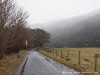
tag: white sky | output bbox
[16,0,100,24]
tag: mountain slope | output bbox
[45,11,100,47]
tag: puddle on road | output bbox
[45,58,51,63]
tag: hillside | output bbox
[44,11,100,47]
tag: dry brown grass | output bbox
[0,50,27,75]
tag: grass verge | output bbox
[0,50,27,75]
[38,48,100,75]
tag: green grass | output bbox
[39,48,100,75]
[0,50,27,75]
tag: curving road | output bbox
[13,50,80,75]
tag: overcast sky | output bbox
[16,0,100,25]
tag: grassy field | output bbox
[39,48,100,75]
[0,50,27,75]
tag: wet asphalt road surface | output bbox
[13,50,80,75]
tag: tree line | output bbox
[0,0,50,58]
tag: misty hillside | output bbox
[44,11,100,47]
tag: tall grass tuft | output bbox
[0,50,27,75]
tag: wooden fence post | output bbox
[53,48,54,55]
[67,50,69,59]
[94,54,97,72]
[61,49,63,58]
[56,49,57,57]
[51,48,53,55]
[78,51,80,65]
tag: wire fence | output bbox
[42,48,100,74]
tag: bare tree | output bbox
[0,0,28,57]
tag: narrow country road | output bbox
[13,49,80,75]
